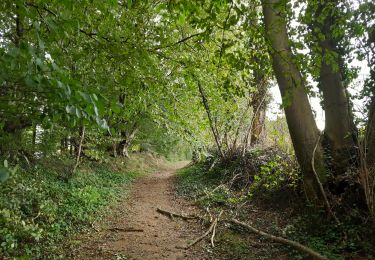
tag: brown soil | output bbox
[69,163,208,259]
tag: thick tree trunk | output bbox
[366,97,375,167]
[122,143,130,158]
[366,26,375,168]
[250,109,266,146]
[312,0,357,173]
[118,140,130,158]
[117,126,138,158]
[250,75,268,146]
[262,0,326,202]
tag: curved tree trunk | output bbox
[262,0,326,203]
[311,0,357,173]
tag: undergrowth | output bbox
[0,157,141,258]
[176,147,375,259]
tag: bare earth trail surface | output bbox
[70,163,207,259]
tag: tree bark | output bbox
[14,3,24,48]
[311,0,357,172]
[118,139,130,158]
[118,125,138,158]
[113,143,118,158]
[366,26,375,168]
[32,124,37,146]
[73,126,85,173]
[250,75,268,146]
[250,109,266,146]
[262,0,326,202]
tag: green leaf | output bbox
[0,167,10,183]
[79,91,91,102]
[66,105,75,114]
[75,107,81,118]
[111,102,122,113]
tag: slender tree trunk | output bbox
[73,126,85,173]
[197,81,225,159]
[14,4,23,48]
[32,124,37,146]
[311,0,357,172]
[113,143,118,158]
[60,139,65,153]
[262,0,326,202]
[69,136,74,156]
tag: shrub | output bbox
[0,161,139,258]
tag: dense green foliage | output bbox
[0,159,140,258]
[0,0,374,258]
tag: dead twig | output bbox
[205,207,213,222]
[157,207,325,259]
[209,158,218,171]
[108,227,144,232]
[185,210,223,249]
[210,211,222,247]
[230,218,326,260]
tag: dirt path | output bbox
[70,164,206,259]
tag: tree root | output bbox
[230,218,326,260]
[156,207,198,221]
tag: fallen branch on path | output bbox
[156,207,325,258]
[230,219,326,260]
[156,207,198,221]
[185,210,223,249]
[108,227,144,232]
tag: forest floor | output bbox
[68,162,208,259]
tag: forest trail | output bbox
[71,162,206,259]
